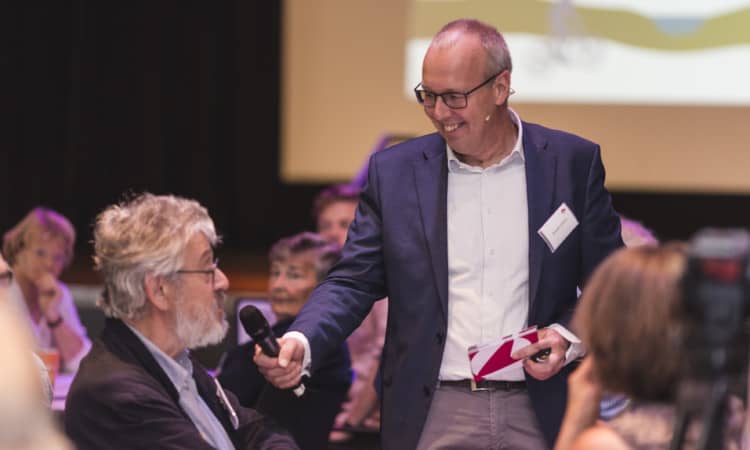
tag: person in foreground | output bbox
[64,193,298,450]
[0,253,72,450]
[256,18,622,450]
[554,244,744,450]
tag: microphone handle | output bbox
[257,337,281,357]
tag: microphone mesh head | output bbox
[239,305,271,339]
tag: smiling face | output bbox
[268,252,319,321]
[421,32,511,165]
[171,233,229,349]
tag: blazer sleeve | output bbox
[580,145,623,288]
[290,152,389,373]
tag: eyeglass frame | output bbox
[413,70,509,109]
[0,269,13,287]
[175,258,219,287]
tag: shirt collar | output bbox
[125,323,193,390]
[447,107,525,172]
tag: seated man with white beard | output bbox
[64,193,297,450]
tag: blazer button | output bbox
[436,332,444,344]
[423,385,432,397]
[383,375,392,387]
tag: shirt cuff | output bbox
[547,323,585,365]
[282,331,312,378]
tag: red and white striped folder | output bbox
[468,326,540,382]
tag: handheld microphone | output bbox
[239,305,305,396]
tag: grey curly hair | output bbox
[93,193,219,321]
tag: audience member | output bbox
[220,232,351,450]
[65,193,298,450]
[598,214,660,420]
[619,215,658,248]
[314,185,387,441]
[554,244,744,450]
[3,207,91,372]
[0,254,72,450]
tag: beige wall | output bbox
[282,0,750,193]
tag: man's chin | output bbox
[187,318,229,350]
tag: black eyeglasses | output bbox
[0,269,13,287]
[175,258,219,287]
[414,71,504,109]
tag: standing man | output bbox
[257,19,622,449]
[65,193,297,450]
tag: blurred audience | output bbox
[220,232,351,450]
[554,244,743,450]
[65,193,297,450]
[314,184,387,441]
[0,253,72,450]
[619,215,659,248]
[3,207,91,372]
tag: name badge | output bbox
[538,202,578,253]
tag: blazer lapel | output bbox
[523,124,557,315]
[413,135,449,319]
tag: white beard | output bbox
[174,291,228,350]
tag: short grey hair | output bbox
[431,18,513,78]
[268,232,341,281]
[93,193,219,321]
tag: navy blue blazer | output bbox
[290,122,623,449]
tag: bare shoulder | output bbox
[571,424,631,450]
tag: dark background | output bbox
[3,1,749,268]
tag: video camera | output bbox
[682,228,750,379]
[671,228,750,450]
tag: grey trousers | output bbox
[416,384,548,450]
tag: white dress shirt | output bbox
[439,108,530,381]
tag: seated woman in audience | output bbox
[2,207,91,372]
[554,244,744,450]
[219,232,351,450]
[314,184,387,440]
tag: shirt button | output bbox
[489,249,495,256]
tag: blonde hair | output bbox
[93,193,219,320]
[2,207,76,268]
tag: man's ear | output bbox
[144,274,170,312]
[494,70,511,106]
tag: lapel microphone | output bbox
[239,305,305,396]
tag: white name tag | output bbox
[537,202,578,253]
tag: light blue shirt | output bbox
[127,324,236,450]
